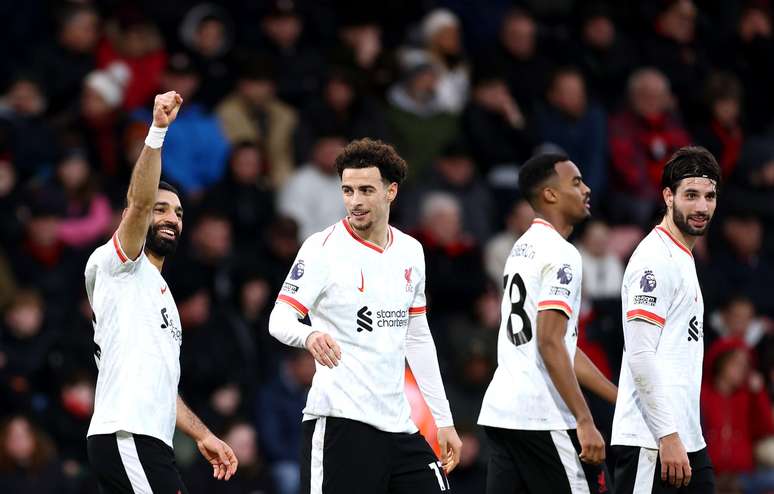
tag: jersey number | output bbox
[503,273,532,346]
[428,461,449,491]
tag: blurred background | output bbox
[1,0,774,493]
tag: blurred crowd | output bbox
[1,0,774,493]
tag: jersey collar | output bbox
[531,218,557,231]
[342,218,393,254]
[655,226,693,257]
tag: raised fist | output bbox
[152,91,183,128]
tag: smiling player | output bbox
[612,146,720,493]
[85,91,237,493]
[268,138,462,494]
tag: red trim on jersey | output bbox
[655,226,693,257]
[532,218,556,230]
[322,224,336,246]
[277,295,309,316]
[626,309,666,327]
[537,300,573,316]
[342,218,392,253]
[409,306,427,316]
[112,233,128,263]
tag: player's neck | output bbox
[349,217,390,248]
[145,249,165,271]
[535,212,573,239]
[658,217,696,250]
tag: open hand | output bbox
[197,433,238,481]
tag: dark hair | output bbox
[661,146,721,192]
[335,138,407,185]
[158,180,180,197]
[704,71,742,106]
[0,415,56,474]
[518,153,569,208]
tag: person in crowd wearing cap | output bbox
[421,8,470,114]
[386,49,458,181]
[612,146,720,493]
[216,55,298,188]
[535,66,608,198]
[132,53,230,197]
[84,91,237,492]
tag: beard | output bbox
[673,206,711,237]
[351,219,373,232]
[145,222,179,257]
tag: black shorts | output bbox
[300,417,451,494]
[87,431,188,494]
[613,446,714,494]
[483,426,611,494]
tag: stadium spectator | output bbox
[51,150,112,251]
[252,0,325,108]
[31,4,100,115]
[578,220,624,302]
[608,68,691,225]
[412,192,488,320]
[641,0,709,125]
[387,49,459,180]
[0,76,59,181]
[188,420,276,494]
[493,8,553,118]
[708,295,770,347]
[295,68,389,162]
[421,9,470,114]
[726,134,774,222]
[575,5,638,110]
[256,349,314,494]
[702,338,774,493]
[277,135,346,240]
[44,371,94,466]
[484,199,533,288]
[0,415,66,494]
[535,67,608,197]
[202,142,275,249]
[398,139,494,243]
[461,66,534,173]
[0,159,22,252]
[693,72,745,181]
[216,57,298,187]
[179,4,237,109]
[96,9,167,111]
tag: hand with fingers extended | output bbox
[197,433,239,481]
[437,426,462,474]
[659,433,691,487]
[576,418,606,465]
[305,331,342,368]
[152,91,183,128]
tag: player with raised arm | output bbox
[84,91,237,493]
[612,147,720,493]
[268,138,462,494]
[478,153,618,494]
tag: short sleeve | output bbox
[409,245,427,317]
[99,233,145,276]
[624,260,674,328]
[276,234,329,317]
[537,252,582,319]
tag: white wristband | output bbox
[144,125,168,149]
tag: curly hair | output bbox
[661,146,721,192]
[335,138,408,186]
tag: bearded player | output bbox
[85,91,237,493]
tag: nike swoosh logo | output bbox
[161,285,167,294]
[358,270,364,292]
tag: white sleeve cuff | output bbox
[268,301,315,349]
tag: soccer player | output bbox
[478,153,618,494]
[84,91,237,493]
[612,146,720,493]
[268,138,462,494]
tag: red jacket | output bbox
[608,110,691,199]
[701,339,774,473]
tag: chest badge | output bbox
[161,285,167,295]
[405,267,413,292]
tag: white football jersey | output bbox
[276,219,428,433]
[85,234,181,447]
[478,219,583,430]
[612,227,706,452]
